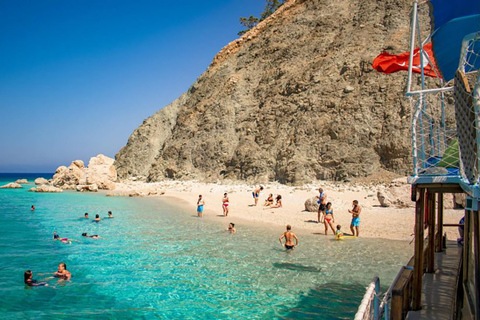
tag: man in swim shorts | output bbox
[349,200,362,237]
[279,225,299,250]
[197,195,205,217]
[252,186,264,206]
[317,188,327,223]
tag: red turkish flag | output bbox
[372,43,439,78]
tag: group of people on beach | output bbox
[316,188,362,237]
[25,208,114,287]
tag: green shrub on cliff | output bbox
[238,0,285,35]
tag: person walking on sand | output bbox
[197,195,205,217]
[349,200,362,237]
[279,225,299,250]
[222,193,229,216]
[317,188,327,223]
[324,202,336,235]
[252,186,264,206]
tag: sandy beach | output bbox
[111,178,465,241]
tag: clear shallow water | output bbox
[0,174,413,319]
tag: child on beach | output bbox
[252,186,264,206]
[197,195,205,217]
[222,193,229,216]
[324,202,335,235]
[335,225,343,239]
[348,200,362,237]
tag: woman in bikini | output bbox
[222,193,229,216]
[324,202,336,235]
[264,194,274,206]
[265,195,282,209]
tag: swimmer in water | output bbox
[227,223,236,234]
[24,270,47,287]
[53,263,71,280]
[84,212,89,219]
[81,233,102,239]
[108,211,113,218]
[94,214,101,222]
[279,225,299,250]
[31,205,35,211]
[53,232,79,244]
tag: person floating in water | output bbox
[24,270,47,287]
[227,223,236,234]
[53,263,71,280]
[82,233,102,239]
[94,214,101,222]
[252,186,264,206]
[264,194,274,206]
[31,205,35,211]
[53,232,79,244]
[316,188,327,223]
[84,212,89,219]
[222,193,229,217]
[108,211,113,218]
[279,225,299,250]
[324,202,336,235]
[348,200,362,237]
[197,195,205,217]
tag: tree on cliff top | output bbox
[238,0,285,35]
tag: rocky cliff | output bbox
[115,0,416,184]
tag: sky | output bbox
[0,0,265,173]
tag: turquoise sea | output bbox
[0,173,412,319]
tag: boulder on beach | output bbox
[85,154,117,190]
[29,185,63,193]
[304,197,319,212]
[76,184,99,192]
[34,177,49,185]
[52,161,86,188]
[15,179,28,184]
[377,191,392,207]
[0,182,23,189]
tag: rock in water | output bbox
[0,182,22,189]
[304,197,319,212]
[15,179,28,184]
[34,178,49,185]
[29,185,63,193]
[115,0,427,184]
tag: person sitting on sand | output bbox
[108,211,113,218]
[94,214,101,222]
[279,225,299,250]
[348,200,362,237]
[265,195,282,209]
[316,188,327,223]
[227,223,236,234]
[252,186,264,206]
[84,213,89,219]
[197,195,205,217]
[324,202,336,235]
[31,205,35,211]
[53,263,71,280]
[24,270,47,287]
[82,233,102,239]
[222,193,229,217]
[264,194,274,206]
[335,225,344,239]
[53,232,79,244]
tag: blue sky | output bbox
[0,0,264,172]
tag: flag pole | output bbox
[406,0,418,95]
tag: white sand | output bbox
[114,179,465,241]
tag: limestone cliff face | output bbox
[116,0,415,184]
